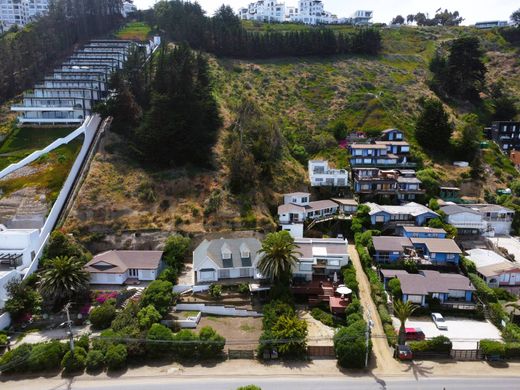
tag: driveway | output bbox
[396,317,501,349]
[348,244,401,373]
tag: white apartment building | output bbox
[0,0,49,28]
[441,204,515,237]
[239,0,338,24]
[308,160,349,187]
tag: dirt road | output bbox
[347,244,402,374]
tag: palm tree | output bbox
[394,300,418,345]
[39,256,89,306]
[257,231,300,283]
[506,302,520,322]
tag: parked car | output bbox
[404,327,425,341]
[395,344,413,360]
[431,312,448,330]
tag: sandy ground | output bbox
[197,315,262,350]
[298,309,335,346]
[396,317,501,349]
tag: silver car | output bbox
[431,312,448,330]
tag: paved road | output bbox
[15,376,520,390]
[348,244,401,374]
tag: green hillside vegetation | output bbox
[116,22,152,41]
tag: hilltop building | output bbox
[308,160,349,187]
[490,121,520,154]
[0,0,49,29]
[238,1,372,25]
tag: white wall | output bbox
[175,303,262,317]
[138,269,156,281]
[281,223,304,238]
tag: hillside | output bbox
[63,26,520,247]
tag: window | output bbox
[129,269,138,277]
[299,263,312,272]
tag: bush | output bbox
[138,305,162,330]
[409,336,452,354]
[158,267,178,284]
[198,326,226,359]
[469,273,497,303]
[505,342,520,359]
[384,324,397,346]
[346,312,363,326]
[480,339,505,357]
[172,329,199,359]
[61,347,87,374]
[27,341,64,372]
[493,288,517,302]
[378,304,392,325]
[90,303,116,330]
[345,298,362,318]
[342,266,359,295]
[0,333,8,348]
[334,320,370,368]
[163,234,191,271]
[85,350,105,371]
[147,323,174,355]
[140,280,174,316]
[461,256,477,275]
[237,386,262,390]
[238,283,250,295]
[387,278,402,300]
[489,302,508,328]
[209,284,222,299]
[76,335,90,352]
[105,344,127,370]
[0,343,33,373]
[311,307,334,327]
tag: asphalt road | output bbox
[40,376,520,390]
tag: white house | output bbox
[308,160,349,187]
[278,192,339,238]
[238,0,338,24]
[85,250,163,285]
[293,238,349,281]
[0,228,40,309]
[0,0,49,29]
[193,238,263,283]
[441,204,514,236]
[466,248,520,293]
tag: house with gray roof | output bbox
[466,248,520,293]
[193,238,263,283]
[441,203,515,236]
[380,269,475,307]
[293,238,349,282]
[85,250,164,285]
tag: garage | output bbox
[199,268,216,282]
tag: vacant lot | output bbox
[0,126,75,170]
[198,315,262,351]
[397,317,501,350]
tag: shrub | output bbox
[163,235,191,271]
[111,301,139,331]
[378,304,392,325]
[505,342,520,359]
[269,315,308,357]
[384,324,397,346]
[76,335,90,352]
[105,344,128,370]
[90,303,116,330]
[158,267,178,284]
[387,278,402,300]
[198,326,226,359]
[469,273,497,303]
[262,300,294,329]
[27,341,64,372]
[480,339,505,357]
[237,386,262,390]
[460,256,477,275]
[147,323,174,355]
[0,333,8,348]
[345,298,362,318]
[489,302,508,328]
[85,350,105,371]
[342,266,359,295]
[172,329,199,359]
[238,283,250,294]
[209,284,222,299]
[409,336,452,353]
[61,347,87,374]
[492,288,517,302]
[334,320,369,368]
[346,312,363,326]
[0,343,33,373]
[140,280,174,316]
[138,305,162,330]
[311,307,334,327]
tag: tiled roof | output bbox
[409,238,462,254]
[372,236,413,252]
[85,250,163,274]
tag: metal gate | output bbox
[451,349,481,361]
[307,346,335,358]
[228,349,255,359]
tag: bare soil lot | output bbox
[198,315,262,350]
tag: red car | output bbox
[404,327,425,341]
[396,345,413,361]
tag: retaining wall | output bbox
[175,303,262,317]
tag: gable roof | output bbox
[410,238,462,254]
[466,248,520,277]
[194,238,262,269]
[294,238,348,259]
[402,226,446,234]
[85,250,163,274]
[331,198,358,206]
[366,202,438,217]
[440,205,480,216]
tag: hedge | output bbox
[105,344,127,370]
[409,336,452,354]
[61,347,87,374]
[469,273,497,303]
[480,339,505,357]
[505,342,520,359]
[86,350,105,371]
[311,307,334,327]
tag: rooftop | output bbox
[295,238,348,259]
[331,198,358,206]
[409,238,462,254]
[366,202,437,217]
[194,238,262,269]
[372,236,413,252]
[85,250,163,274]
[381,270,475,295]
[402,226,446,234]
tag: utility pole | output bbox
[365,309,374,368]
[64,302,74,354]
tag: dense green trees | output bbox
[409,10,463,26]
[0,0,123,103]
[430,37,486,101]
[415,98,453,152]
[42,230,91,265]
[334,320,369,368]
[90,303,117,330]
[4,278,42,322]
[140,280,174,316]
[511,8,520,26]
[151,1,382,59]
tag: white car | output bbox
[431,312,448,330]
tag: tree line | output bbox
[391,9,464,26]
[147,1,382,58]
[0,0,123,104]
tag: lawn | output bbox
[0,136,83,203]
[0,127,76,171]
[116,22,152,41]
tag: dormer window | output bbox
[240,243,251,259]
[221,243,232,260]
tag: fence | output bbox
[228,349,255,359]
[307,345,335,358]
[173,285,209,294]
[174,303,262,317]
[451,349,481,361]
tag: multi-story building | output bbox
[0,0,49,28]
[490,121,520,153]
[238,0,339,24]
[352,168,424,202]
[308,160,349,187]
[365,202,438,229]
[475,20,509,29]
[350,10,373,25]
[12,38,160,125]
